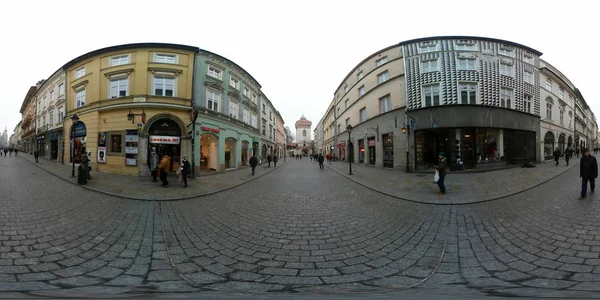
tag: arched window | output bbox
[303,130,307,137]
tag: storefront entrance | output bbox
[241,141,249,166]
[200,134,218,171]
[368,138,376,165]
[415,130,450,170]
[51,139,58,160]
[70,121,87,164]
[358,139,365,163]
[224,137,237,169]
[544,131,554,160]
[382,134,393,168]
[148,119,182,172]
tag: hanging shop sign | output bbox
[125,130,138,166]
[201,126,220,133]
[71,122,87,138]
[149,135,181,145]
[368,139,376,147]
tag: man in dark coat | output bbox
[267,154,272,168]
[272,155,278,168]
[249,155,258,176]
[580,148,598,199]
[181,157,191,188]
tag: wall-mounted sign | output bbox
[97,146,106,163]
[201,126,220,133]
[98,132,107,147]
[71,122,87,137]
[149,135,181,145]
[368,139,376,147]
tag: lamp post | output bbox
[70,114,79,178]
[347,124,353,175]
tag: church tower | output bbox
[1,127,7,148]
[295,114,312,154]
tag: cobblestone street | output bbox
[1,155,600,299]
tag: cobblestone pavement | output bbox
[2,155,600,299]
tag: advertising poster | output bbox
[97,147,106,163]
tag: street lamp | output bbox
[70,114,79,178]
[347,124,353,175]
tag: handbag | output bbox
[434,170,440,183]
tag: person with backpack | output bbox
[318,154,325,169]
[249,155,258,176]
[181,156,190,188]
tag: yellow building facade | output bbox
[62,43,199,176]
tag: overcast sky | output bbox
[1,0,598,140]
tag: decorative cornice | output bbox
[148,67,182,75]
[204,81,223,92]
[105,68,135,78]
[72,80,89,90]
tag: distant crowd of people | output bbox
[0,148,18,157]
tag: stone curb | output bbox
[20,155,287,201]
[327,162,580,205]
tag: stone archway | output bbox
[224,137,237,169]
[142,113,186,138]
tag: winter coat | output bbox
[150,152,159,170]
[267,155,272,162]
[437,158,449,176]
[273,155,278,162]
[181,159,191,175]
[318,155,324,163]
[249,156,258,167]
[580,155,598,179]
[159,155,171,172]
[554,150,560,159]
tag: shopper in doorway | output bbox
[249,155,258,176]
[181,156,190,188]
[159,154,171,187]
[553,148,560,166]
[580,148,598,199]
[267,154,272,168]
[434,152,448,195]
[150,148,159,182]
[273,155,278,168]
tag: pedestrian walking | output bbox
[34,150,39,163]
[3,148,7,157]
[565,146,572,166]
[434,152,448,195]
[158,154,171,187]
[580,148,598,199]
[181,156,190,188]
[150,148,159,182]
[86,152,92,180]
[14,148,18,157]
[249,155,258,175]
[318,154,324,169]
[273,155,278,168]
[576,147,580,158]
[267,154,272,168]
[554,148,560,166]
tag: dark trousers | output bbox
[555,157,559,166]
[151,169,158,182]
[437,173,447,194]
[274,161,277,168]
[268,161,271,167]
[182,172,188,187]
[581,177,596,198]
[319,162,324,169]
[160,170,169,186]
[34,156,38,163]
[251,165,256,175]
[566,156,570,166]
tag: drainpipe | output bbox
[190,51,198,178]
[402,45,410,173]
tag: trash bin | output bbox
[77,165,88,185]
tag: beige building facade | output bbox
[34,68,66,162]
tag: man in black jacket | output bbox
[580,148,598,199]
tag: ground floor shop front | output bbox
[36,129,64,163]
[414,128,536,171]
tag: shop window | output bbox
[109,133,123,155]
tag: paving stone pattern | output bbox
[1,154,599,298]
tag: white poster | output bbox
[97,147,106,163]
[149,135,181,145]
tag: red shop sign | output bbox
[201,126,220,133]
[149,135,180,145]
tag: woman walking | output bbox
[435,152,448,195]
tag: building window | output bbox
[378,71,389,84]
[545,79,552,92]
[43,96,47,107]
[207,90,220,111]
[110,134,122,153]
[50,90,54,102]
[558,88,564,99]
[357,71,363,80]
[455,44,475,51]
[155,54,176,64]
[523,70,534,85]
[251,93,257,103]
[338,124,341,134]
[423,84,440,107]
[58,109,64,123]
[110,55,130,66]
[345,99,349,109]
[252,114,257,127]
[457,58,476,70]
[269,111,272,121]
[269,125,273,139]
[153,77,174,96]
[207,66,222,80]
[376,56,388,66]
[58,83,65,96]
[498,45,514,57]
[345,118,350,127]
[229,101,238,119]
[421,59,438,73]
[243,87,249,97]
[262,103,266,114]
[459,83,477,104]
[546,102,552,120]
[230,77,238,89]
[262,120,266,135]
[524,94,532,113]
[243,108,249,123]
[49,111,54,126]
[75,67,86,79]
[358,85,365,97]
[75,89,86,108]
[560,109,564,125]
[500,62,513,77]
[379,95,391,114]
[523,53,534,64]
[109,77,129,98]
[419,41,438,53]
[359,108,367,122]
[500,87,513,109]
[344,85,348,93]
